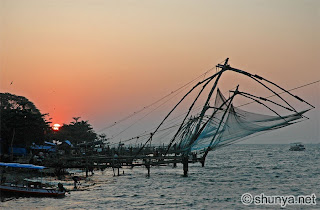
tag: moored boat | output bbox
[0,162,66,197]
[0,183,65,197]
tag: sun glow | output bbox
[52,123,61,131]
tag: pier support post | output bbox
[200,159,205,167]
[173,153,177,168]
[145,160,150,177]
[146,165,150,177]
[182,156,188,177]
[200,156,206,167]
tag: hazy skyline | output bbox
[0,0,319,144]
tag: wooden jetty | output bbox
[43,146,199,177]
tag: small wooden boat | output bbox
[0,162,66,197]
[0,183,65,197]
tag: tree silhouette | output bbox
[0,93,50,154]
[54,117,97,145]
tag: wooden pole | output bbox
[10,128,15,161]
[85,143,89,177]
[173,153,177,168]
[202,86,239,161]
[147,164,150,177]
[145,159,150,177]
[200,157,205,167]
[182,156,188,177]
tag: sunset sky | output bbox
[0,0,319,144]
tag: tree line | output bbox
[0,92,100,155]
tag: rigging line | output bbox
[108,135,148,146]
[237,80,320,108]
[188,60,230,151]
[237,91,295,112]
[211,109,294,143]
[212,118,309,150]
[108,81,195,140]
[176,90,238,155]
[109,67,222,137]
[199,87,239,158]
[255,75,315,109]
[211,130,273,151]
[124,106,206,144]
[154,127,179,142]
[108,77,318,146]
[115,90,233,145]
[118,79,317,146]
[218,58,228,65]
[133,71,223,158]
[250,77,298,113]
[187,59,230,150]
[238,93,289,123]
[160,79,318,128]
[108,69,226,141]
[165,77,215,155]
[223,64,315,112]
[223,65,299,114]
[112,123,183,144]
[98,66,216,132]
[182,79,317,123]
[112,111,180,143]
[223,86,238,95]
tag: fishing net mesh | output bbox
[177,89,306,153]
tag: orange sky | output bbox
[0,0,319,143]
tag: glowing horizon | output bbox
[0,0,319,143]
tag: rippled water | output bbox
[1,144,319,209]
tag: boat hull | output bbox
[0,185,65,197]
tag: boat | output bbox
[0,162,66,197]
[289,142,306,151]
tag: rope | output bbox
[107,79,319,145]
[238,80,319,108]
[98,66,215,132]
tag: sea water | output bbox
[1,144,319,209]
